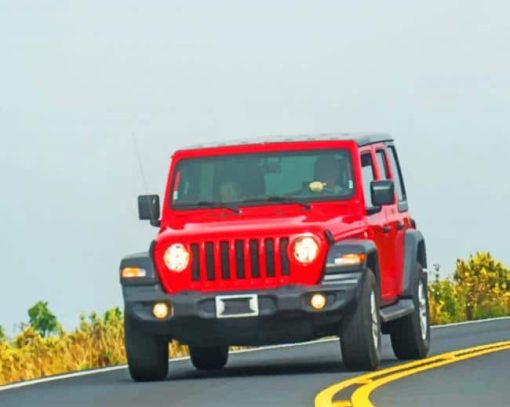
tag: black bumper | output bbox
[122,276,363,347]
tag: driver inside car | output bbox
[312,155,345,194]
[219,181,241,202]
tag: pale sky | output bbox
[1,0,509,332]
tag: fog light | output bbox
[310,293,327,311]
[152,302,170,319]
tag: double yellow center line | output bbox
[315,341,510,407]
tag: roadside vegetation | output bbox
[0,306,190,385]
[0,252,508,386]
[428,252,510,324]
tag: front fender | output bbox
[119,249,160,286]
[322,239,380,282]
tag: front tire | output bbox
[190,346,229,370]
[340,269,382,371]
[390,264,431,360]
[124,316,169,381]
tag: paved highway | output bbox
[0,318,508,406]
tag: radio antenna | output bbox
[132,133,149,193]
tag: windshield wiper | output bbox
[195,201,240,214]
[242,196,311,211]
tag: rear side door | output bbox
[379,144,411,297]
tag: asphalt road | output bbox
[0,318,508,407]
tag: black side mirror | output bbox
[138,195,161,227]
[371,180,395,207]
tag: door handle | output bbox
[383,225,392,234]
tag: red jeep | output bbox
[120,133,430,381]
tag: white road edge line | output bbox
[1,316,509,392]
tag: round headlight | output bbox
[293,236,320,264]
[163,243,190,272]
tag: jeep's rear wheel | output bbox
[124,316,169,381]
[189,346,229,370]
[340,269,381,371]
[390,263,431,360]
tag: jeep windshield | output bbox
[170,149,355,210]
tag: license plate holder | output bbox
[215,294,259,319]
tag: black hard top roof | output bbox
[182,133,393,150]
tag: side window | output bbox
[375,150,389,179]
[360,153,376,208]
[387,146,407,202]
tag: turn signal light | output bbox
[152,302,171,320]
[120,267,147,279]
[310,293,327,311]
[334,253,366,267]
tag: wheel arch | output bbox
[366,250,381,287]
[401,230,428,298]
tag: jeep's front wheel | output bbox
[340,269,381,371]
[189,346,229,370]
[390,264,430,359]
[124,316,169,381]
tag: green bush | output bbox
[429,252,510,324]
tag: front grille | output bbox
[249,239,260,278]
[235,240,245,279]
[190,237,290,282]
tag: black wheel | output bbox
[124,316,169,381]
[189,346,229,370]
[340,269,381,371]
[390,263,431,360]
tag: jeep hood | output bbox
[158,204,365,242]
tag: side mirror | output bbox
[371,180,395,207]
[138,195,161,227]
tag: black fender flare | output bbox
[401,230,427,298]
[119,241,160,286]
[324,239,381,284]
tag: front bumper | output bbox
[122,274,363,347]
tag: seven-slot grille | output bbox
[190,237,290,282]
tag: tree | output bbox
[28,301,60,337]
[0,324,5,342]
